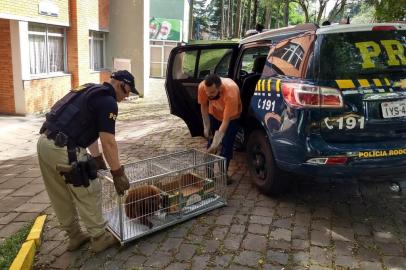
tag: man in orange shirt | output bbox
[198,74,242,184]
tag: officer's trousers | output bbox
[37,135,106,238]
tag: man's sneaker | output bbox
[91,231,118,253]
[67,230,90,251]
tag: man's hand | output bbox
[110,166,130,195]
[207,130,224,154]
[94,154,108,170]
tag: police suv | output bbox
[165,23,406,195]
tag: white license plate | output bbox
[381,100,406,118]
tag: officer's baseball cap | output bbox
[111,70,139,95]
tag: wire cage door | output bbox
[100,149,227,244]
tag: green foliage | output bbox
[207,0,223,37]
[289,2,305,25]
[351,2,376,24]
[193,0,210,39]
[0,223,32,270]
[374,0,406,22]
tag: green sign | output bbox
[150,17,182,41]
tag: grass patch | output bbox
[0,223,32,269]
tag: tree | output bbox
[207,0,223,38]
[241,0,252,35]
[292,0,311,22]
[227,0,233,38]
[351,1,375,23]
[234,0,243,37]
[289,2,306,25]
[372,0,406,22]
[316,0,329,24]
[327,0,347,22]
[252,0,259,27]
[193,0,209,39]
[284,0,290,26]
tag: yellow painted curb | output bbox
[9,215,47,270]
[9,240,36,270]
[26,215,47,246]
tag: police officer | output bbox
[37,70,138,253]
[198,74,242,184]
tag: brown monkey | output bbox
[124,185,166,229]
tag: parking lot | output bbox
[0,79,405,270]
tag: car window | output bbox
[318,30,406,80]
[198,48,233,79]
[215,51,232,77]
[173,48,233,79]
[172,51,197,79]
[266,34,315,78]
[238,47,270,77]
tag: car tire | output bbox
[246,129,290,195]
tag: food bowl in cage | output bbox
[99,149,227,244]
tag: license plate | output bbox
[381,100,406,118]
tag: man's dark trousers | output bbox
[207,115,240,170]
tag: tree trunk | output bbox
[276,0,281,27]
[246,0,252,30]
[301,3,309,22]
[284,0,289,26]
[228,0,233,38]
[328,0,347,22]
[316,0,328,24]
[252,0,258,28]
[189,0,194,40]
[235,0,242,37]
[264,3,271,29]
[220,0,224,39]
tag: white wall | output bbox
[183,0,190,42]
[107,0,149,97]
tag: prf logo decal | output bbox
[355,39,406,69]
[109,113,117,121]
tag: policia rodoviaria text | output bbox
[37,70,138,253]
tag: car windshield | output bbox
[318,30,406,80]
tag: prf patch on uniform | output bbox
[358,148,406,158]
[109,113,117,121]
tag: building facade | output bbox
[0,0,149,115]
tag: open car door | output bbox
[165,43,238,136]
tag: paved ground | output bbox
[1,79,406,270]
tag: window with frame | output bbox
[29,24,66,75]
[89,31,105,70]
[239,47,270,75]
[273,42,304,69]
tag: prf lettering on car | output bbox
[355,40,406,68]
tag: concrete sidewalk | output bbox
[1,79,405,270]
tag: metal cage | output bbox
[99,149,227,244]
